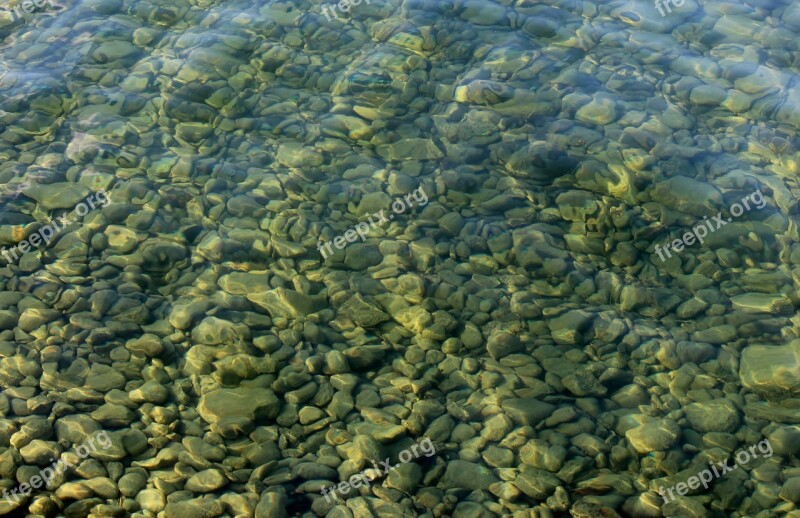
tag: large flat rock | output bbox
[246,288,325,318]
[198,387,280,424]
[740,340,800,397]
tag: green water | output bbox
[1,0,800,516]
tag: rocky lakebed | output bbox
[1,0,800,517]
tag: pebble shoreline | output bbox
[0,0,800,517]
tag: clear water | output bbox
[1,0,799,516]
